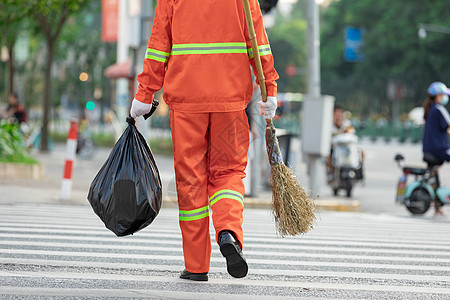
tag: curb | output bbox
[0,162,44,179]
[314,199,362,212]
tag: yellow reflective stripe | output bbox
[259,44,272,56]
[248,44,272,59]
[173,42,246,48]
[179,206,209,221]
[209,189,244,207]
[145,48,170,63]
[171,42,248,55]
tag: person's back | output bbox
[131,0,279,281]
[423,102,450,156]
[136,0,277,112]
[422,82,450,162]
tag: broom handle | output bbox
[242,0,273,126]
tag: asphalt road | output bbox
[1,204,449,299]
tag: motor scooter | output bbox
[395,152,450,214]
[329,130,364,197]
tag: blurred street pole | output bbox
[303,0,334,196]
[115,0,130,133]
[115,0,153,138]
[306,0,322,195]
[306,0,321,98]
[129,0,153,139]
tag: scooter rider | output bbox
[422,82,450,216]
[332,104,352,137]
[326,104,353,182]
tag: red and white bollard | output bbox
[61,120,78,201]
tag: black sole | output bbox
[180,273,208,281]
[220,242,248,278]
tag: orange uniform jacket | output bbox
[135,0,279,112]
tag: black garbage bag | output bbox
[87,109,162,236]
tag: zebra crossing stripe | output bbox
[0,287,298,300]
[1,271,450,296]
[1,258,450,283]
[1,240,448,265]
[2,230,450,256]
[1,205,450,299]
[2,248,450,273]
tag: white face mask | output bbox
[441,95,449,106]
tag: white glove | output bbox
[258,96,277,120]
[130,99,152,118]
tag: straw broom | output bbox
[242,0,316,237]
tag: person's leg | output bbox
[208,110,249,247]
[432,166,444,215]
[171,110,211,274]
[433,149,450,216]
[208,110,249,278]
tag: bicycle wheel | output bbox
[405,187,432,215]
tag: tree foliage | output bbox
[0,2,26,94]
[55,4,116,117]
[268,17,307,92]
[320,0,450,117]
[3,0,90,151]
[268,0,450,118]
[267,2,308,93]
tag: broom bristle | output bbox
[271,164,316,237]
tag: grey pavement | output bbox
[1,138,450,217]
[1,204,450,299]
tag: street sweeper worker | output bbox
[130,0,279,281]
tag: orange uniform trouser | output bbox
[170,110,249,273]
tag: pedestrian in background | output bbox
[130,0,279,281]
[4,92,27,124]
[422,82,450,217]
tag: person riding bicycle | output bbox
[422,81,450,216]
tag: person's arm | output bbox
[247,0,279,98]
[134,0,173,104]
[436,105,450,133]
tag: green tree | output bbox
[5,0,90,152]
[0,3,26,96]
[54,2,115,123]
[320,0,450,117]
[268,16,308,93]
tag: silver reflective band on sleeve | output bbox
[248,44,272,59]
[145,48,170,63]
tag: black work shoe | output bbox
[219,231,248,278]
[179,269,208,281]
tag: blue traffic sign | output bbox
[344,26,364,62]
